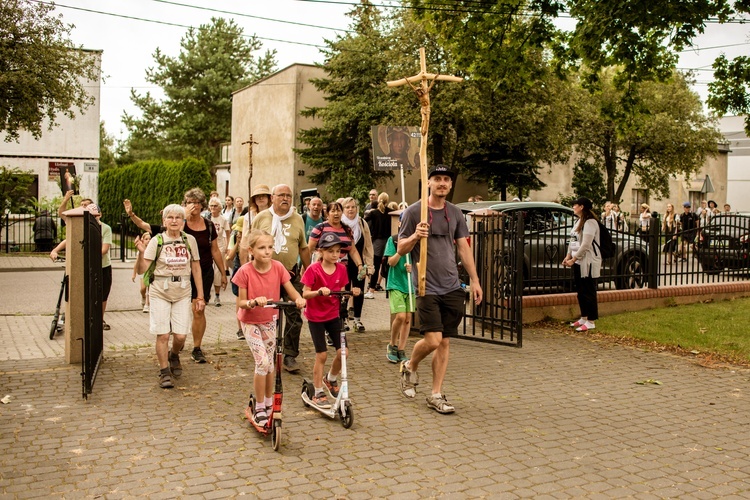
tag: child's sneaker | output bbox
[386,344,399,363]
[312,392,331,409]
[323,376,339,397]
[399,361,418,398]
[325,333,333,346]
[215,294,221,307]
[353,320,365,332]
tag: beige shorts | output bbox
[149,284,192,335]
[213,263,223,287]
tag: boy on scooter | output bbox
[301,232,361,408]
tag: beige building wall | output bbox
[231,64,329,205]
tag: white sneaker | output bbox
[142,304,149,313]
[364,291,375,299]
[576,321,595,332]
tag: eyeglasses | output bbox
[182,200,198,206]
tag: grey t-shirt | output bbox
[398,200,468,295]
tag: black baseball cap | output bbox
[318,232,344,249]
[428,164,456,181]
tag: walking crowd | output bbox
[49,171,484,420]
[46,176,740,420]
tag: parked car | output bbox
[694,213,750,274]
[456,200,649,293]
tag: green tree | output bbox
[99,122,117,172]
[402,1,579,192]
[122,17,276,165]
[570,158,607,207]
[463,144,547,201]
[708,54,750,134]
[575,69,722,202]
[565,0,734,88]
[0,0,99,142]
[296,1,394,201]
[565,0,749,132]
[0,166,35,213]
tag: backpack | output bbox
[142,232,193,286]
[595,222,616,259]
[200,216,215,245]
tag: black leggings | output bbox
[368,254,383,290]
[344,259,365,317]
[573,264,598,321]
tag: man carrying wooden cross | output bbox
[396,164,483,414]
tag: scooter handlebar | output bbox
[264,300,298,308]
[328,290,352,297]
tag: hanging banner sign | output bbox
[371,126,420,171]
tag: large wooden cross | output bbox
[387,47,462,296]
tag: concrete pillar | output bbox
[62,207,87,364]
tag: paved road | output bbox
[1,257,750,497]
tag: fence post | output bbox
[647,213,660,289]
[4,212,8,254]
[514,211,524,346]
[119,213,127,262]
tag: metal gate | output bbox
[81,211,103,399]
[460,211,524,347]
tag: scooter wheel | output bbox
[49,318,58,340]
[272,420,282,451]
[301,380,313,407]
[341,400,354,429]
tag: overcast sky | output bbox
[48,0,750,141]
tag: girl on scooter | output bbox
[301,232,361,408]
[233,230,305,426]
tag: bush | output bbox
[98,158,214,229]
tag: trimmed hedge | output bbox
[98,158,214,230]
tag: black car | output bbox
[695,213,750,274]
[457,201,649,293]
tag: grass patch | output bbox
[539,297,750,368]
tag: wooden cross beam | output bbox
[386,47,462,296]
[242,133,258,200]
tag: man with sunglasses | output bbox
[396,165,483,414]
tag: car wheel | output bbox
[615,252,647,289]
[700,255,723,275]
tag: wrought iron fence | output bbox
[2,213,65,253]
[0,212,145,261]
[653,212,750,286]
[460,210,750,297]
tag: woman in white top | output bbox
[601,201,618,230]
[135,204,204,389]
[639,203,651,240]
[563,197,602,332]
